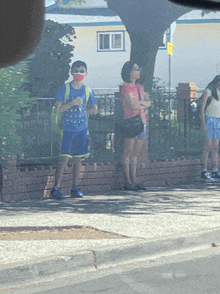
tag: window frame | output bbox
[97,31,125,52]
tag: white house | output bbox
[46,1,220,91]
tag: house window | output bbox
[158,30,168,49]
[97,31,124,51]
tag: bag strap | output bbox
[64,83,90,104]
[55,84,89,122]
[85,86,90,104]
[64,83,70,103]
[53,83,70,123]
[136,84,142,115]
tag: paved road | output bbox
[3,244,220,294]
[2,183,220,291]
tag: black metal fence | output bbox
[16,91,204,166]
[16,94,121,165]
[148,90,204,160]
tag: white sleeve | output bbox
[204,88,212,97]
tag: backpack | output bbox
[51,83,90,135]
[189,94,212,128]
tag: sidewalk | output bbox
[1,181,220,287]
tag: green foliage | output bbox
[149,78,174,122]
[149,78,203,160]
[55,0,86,6]
[25,20,74,97]
[201,10,216,17]
[0,67,34,166]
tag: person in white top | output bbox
[200,75,220,180]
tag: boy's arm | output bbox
[86,104,98,115]
[56,97,83,114]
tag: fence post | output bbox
[176,83,198,124]
[176,83,198,144]
[114,90,123,163]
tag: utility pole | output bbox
[167,27,173,121]
[167,27,173,93]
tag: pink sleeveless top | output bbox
[121,83,146,124]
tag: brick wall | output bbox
[0,84,206,202]
[1,155,202,202]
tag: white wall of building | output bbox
[47,9,220,90]
[154,21,220,90]
[63,24,130,89]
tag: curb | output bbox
[1,227,220,287]
[0,250,94,287]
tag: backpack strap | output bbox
[64,83,90,104]
[64,83,70,103]
[85,86,90,104]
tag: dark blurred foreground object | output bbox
[169,0,220,10]
[0,0,45,68]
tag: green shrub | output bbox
[0,67,34,166]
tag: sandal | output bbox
[124,183,139,191]
[135,183,147,190]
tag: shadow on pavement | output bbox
[1,182,220,217]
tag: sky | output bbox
[45,0,56,7]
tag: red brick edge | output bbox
[0,155,203,202]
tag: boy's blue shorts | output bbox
[61,129,90,158]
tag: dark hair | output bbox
[71,60,87,72]
[206,75,220,100]
[121,61,136,83]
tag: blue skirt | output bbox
[205,116,220,139]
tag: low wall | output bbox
[1,155,202,202]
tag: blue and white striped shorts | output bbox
[205,116,220,139]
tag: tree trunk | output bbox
[128,30,164,91]
[107,0,192,90]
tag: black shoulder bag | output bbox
[117,85,144,138]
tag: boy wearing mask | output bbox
[50,60,98,199]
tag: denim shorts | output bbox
[61,128,90,158]
[205,116,220,139]
[134,123,147,139]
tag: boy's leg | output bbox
[70,128,89,198]
[54,155,70,187]
[50,155,70,199]
[70,156,83,198]
[72,157,82,188]
[54,130,75,187]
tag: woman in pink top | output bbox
[121,61,151,190]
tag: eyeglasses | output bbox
[73,69,86,74]
[132,67,141,72]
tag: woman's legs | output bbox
[130,139,144,184]
[201,138,213,170]
[211,138,219,170]
[122,138,135,185]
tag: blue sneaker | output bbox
[71,186,83,198]
[212,171,220,179]
[50,187,63,200]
